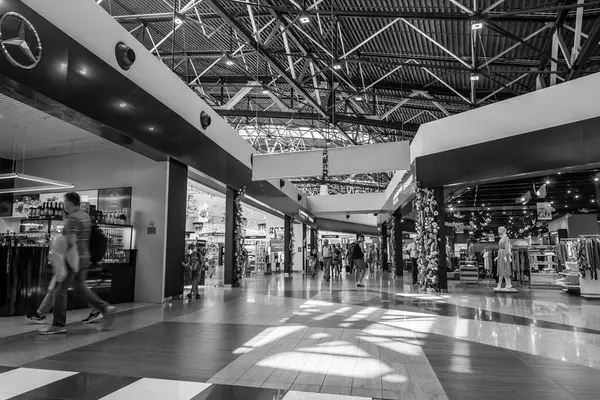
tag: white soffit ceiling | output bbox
[0,93,117,160]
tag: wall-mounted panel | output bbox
[328,142,410,176]
[252,150,323,180]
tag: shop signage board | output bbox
[322,235,339,238]
[537,202,553,220]
[98,187,132,211]
[245,235,266,239]
[298,210,315,224]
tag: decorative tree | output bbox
[289,217,295,269]
[415,187,440,291]
[390,218,396,276]
[232,186,246,287]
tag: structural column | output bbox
[381,222,389,272]
[163,159,188,299]
[284,215,292,274]
[434,187,448,290]
[224,187,236,285]
[394,211,404,277]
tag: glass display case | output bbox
[17,218,134,265]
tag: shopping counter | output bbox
[0,245,136,317]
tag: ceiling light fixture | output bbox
[332,61,343,70]
[545,180,550,185]
[568,190,572,194]
[471,21,483,30]
[299,12,310,24]
[225,59,234,66]
[355,95,363,101]
[595,177,599,182]
[149,127,155,131]
[174,12,185,25]
[119,102,127,108]
[262,89,269,95]
[0,173,74,195]
[575,195,580,199]
[470,73,480,81]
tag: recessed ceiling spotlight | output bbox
[355,95,363,101]
[149,127,155,131]
[262,89,269,95]
[575,195,580,199]
[558,172,562,175]
[119,102,127,108]
[457,200,462,203]
[595,177,599,182]
[225,59,234,66]
[568,190,572,194]
[333,61,343,70]
[545,180,550,185]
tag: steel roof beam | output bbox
[204,0,356,145]
[567,13,600,80]
[217,110,420,132]
[113,10,600,24]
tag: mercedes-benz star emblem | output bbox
[0,12,42,70]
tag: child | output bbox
[25,234,79,323]
[182,244,201,299]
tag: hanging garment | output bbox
[483,251,491,271]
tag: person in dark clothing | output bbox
[352,235,367,287]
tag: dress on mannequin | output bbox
[497,236,512,277]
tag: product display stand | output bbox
[580,278,600,299]
[459,260,479,284]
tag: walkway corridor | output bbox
[0,272,599,400]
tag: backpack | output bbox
[90,224,108,264]
[322,245,332,258]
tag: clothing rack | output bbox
[576,235,600,299]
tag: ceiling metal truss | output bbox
[99,0,600,195]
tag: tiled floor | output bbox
[0,270,599,399]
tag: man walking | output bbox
[40,192,115,335]
[321,239,333,282]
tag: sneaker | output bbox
[82,311,103,324]
[195,294,201,299]
[101,306,117,329]
[25,312,46,324]
[39,325,67,335]
[356,283,365,287]
[187,293,193,299]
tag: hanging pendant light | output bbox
[0,173,74,194]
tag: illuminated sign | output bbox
[299,210,315,224]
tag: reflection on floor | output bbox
[0,270,599,400]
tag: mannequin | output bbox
[494,226,516,292]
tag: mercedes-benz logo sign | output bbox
[0,12,42,70]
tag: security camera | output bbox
[346,214,350,219]
[115,42,136,71]
[200,111,211,130]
